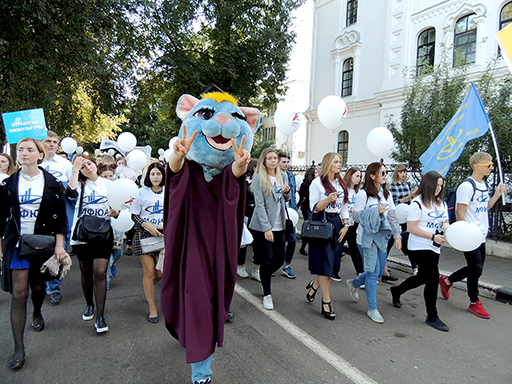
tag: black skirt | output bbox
[307,212,343,276]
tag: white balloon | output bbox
[158,148,165,156]
[295,175,304,188]
[126,149,147,172]
[287,208,299,227]
[111,210,134,232]
[317,95,347,130]
[395,203,409,224]
[164,149,172,162]
[75,146,84,155]
[445,221,483,252]
[60,137,77,154]
[107,149,115,156]
[274,104,302,136]
[94,149,101,155]
[169,136,179,150]
[107,178,139,211]
[159,155,164,161]
[117,132,137,152]
[295,191,300,204]
[366,127,394,158]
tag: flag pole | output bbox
[488,121,504,194]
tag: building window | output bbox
[346,0,358,26]
[416,28,435,75]
[499,2,512,55]
[260,126,276,142]
[337,130,349,165]
[453,14,477,66]
[341,58,353,97]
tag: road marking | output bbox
[235,284,377,384]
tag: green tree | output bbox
[0,0,152,143]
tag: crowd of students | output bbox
[0,135,505,375]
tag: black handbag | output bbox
[72,185,113,243]
[301,210,333,241]
[284,206,294,234]
[19,234,56,260]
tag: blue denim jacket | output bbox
[359,206,392,272]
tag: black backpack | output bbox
[446,178,487,224]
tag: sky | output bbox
[287,0,314,82]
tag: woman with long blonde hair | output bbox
[249,148,290,310]
[305,152,349,320]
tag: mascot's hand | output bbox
[232,136,250,178]
[174,124,198,159]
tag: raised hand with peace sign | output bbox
[231,135,251,178]
[169,124,198,173]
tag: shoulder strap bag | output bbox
[300,208,333,241]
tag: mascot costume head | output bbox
[176,92,260,181]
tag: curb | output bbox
[387,256,512,303]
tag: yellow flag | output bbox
[497,23,512,74]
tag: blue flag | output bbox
[419,83,490,176]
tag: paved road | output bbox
[1,245,511,383]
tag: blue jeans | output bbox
[352,245,387,310]
[191,354,213,383]
[285,230,296,265]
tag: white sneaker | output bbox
[251,269,261,282]
[263,295,274,310]
[367,309,384,323]
[237,266,249,278]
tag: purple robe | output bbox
[161,159,245,363]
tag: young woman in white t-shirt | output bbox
[390,171,450,331]
[129,162,165,323]
[306,152,349,321]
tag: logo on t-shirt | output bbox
[475,191,489,203]
[273,182,283,203]
[144,200,164,215]
[427,206,447,220]
[19,188,42,218]
[84,191,108,206]
[43,165,63,179]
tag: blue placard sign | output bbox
[2,108,48,144]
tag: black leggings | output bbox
[251,230,285,296]
[448,243,486,302]
[393,249,440,318]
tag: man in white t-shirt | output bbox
[41,131,74,305]
[439,152,506,319]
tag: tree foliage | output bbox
[387,59,512,182]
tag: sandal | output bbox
[321,300,336,320]
[306,280,318,302]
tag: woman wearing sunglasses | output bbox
[346,162,401,323]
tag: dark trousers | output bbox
[448,243,486,302]
[394,249,440,318]
[238,246,247,266]
[334,224,364,275]
[252,230,286,296]
[285,230,296,265]
[299,205,312,252]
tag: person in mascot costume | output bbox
[161,92,260,384]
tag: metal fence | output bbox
[290,163,512,241]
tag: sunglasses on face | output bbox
[476,163,494,168]
[381,171,387,176]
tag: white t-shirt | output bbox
[18,171,45,235]
[407,197,448,254]
[456,178,489,239]
[70,177,113,245]
[129,186,165,227]
[270,176,284,231]
[354,189,396,244]
[309,177,349,218]
[41,155,72,183]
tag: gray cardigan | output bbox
[249,172,290,232]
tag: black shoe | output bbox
[390,286,401,308]
[299,249,308,255]
[50,292,62,306]
[381,274,398,283]
[330,274,342,282]
[126,247,133,256]
[148,314,159,324]
[82,305,95,321]
[426,316,449,332]
[31,314,45,332]
[226,312,235,322]
[306,280,318,302]
[95,317,109,333]
[9,353,25,370]
[321,300,336,321]
[194,379,211,384]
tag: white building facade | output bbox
[306,0,511,166]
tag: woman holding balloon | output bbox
[389,171,450,331]
[129,162,165,323]
[305,152,349,321]
[346,162,401,324]
[68,155,117,334]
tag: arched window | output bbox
[453,14,477,66]
[346,0,358,26]
[499,2,512,55]
[416,28,435,75]
[341,58,353,97]
[337,130,349,165]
